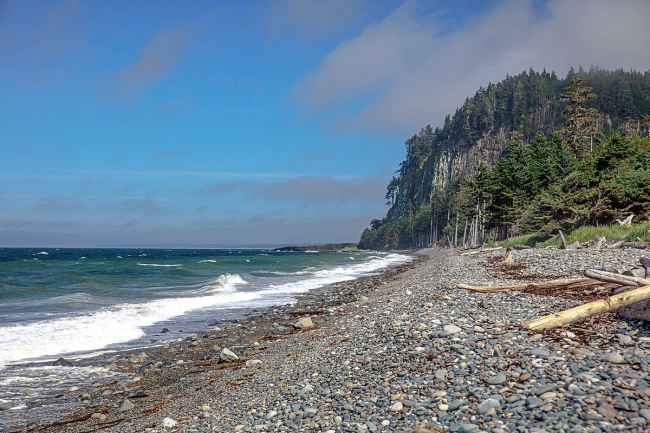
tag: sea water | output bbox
[0,247,410,429]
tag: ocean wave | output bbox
[198,259,218,263]
[251,270,314,277]
[0,274,254,367]
[255,253,411,297]
[137,263,183,268]
[198,274,247,293]
[0,255,410,368]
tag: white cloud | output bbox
[296,0,650,133]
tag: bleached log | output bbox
[559,230,568,250]
[584,269,650,287]
[502,248,514,265]
[459,247,503,256]
[457,277,596,293]
[522,285,650,331]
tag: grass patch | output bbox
[541,222,650,247]
[496,222,649,248]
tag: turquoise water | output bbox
[0,247,410,427]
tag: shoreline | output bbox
[7,253,422,433]
[10,247,650,433]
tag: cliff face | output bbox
[361,68,650,250]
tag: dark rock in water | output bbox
[207,320,219,327]
[53,357,73,367]
[161,327,170,333]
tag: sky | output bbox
[2,0,649,247]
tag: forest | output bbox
[359,68,650,250]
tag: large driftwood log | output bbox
[459,247,503,256]
[584,269,650,287]
[522,284,650,331]
[457,277,597,293]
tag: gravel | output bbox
[28,247,650,433]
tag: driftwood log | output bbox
[459,247,503,256]
[457,277,599,293]
[584,269,650,287]
[522,285,650,331]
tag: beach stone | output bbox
[617,334,634,346]
[605,352,625,364]
[485,372,506,385]
[245,359,262,368]
[443,324,462,335]
[220,347,239,362]
[478,398,500,416]
[527,397,542,409]
[119,398,135,412]
[272,323,291,334]
[390,401,404,412]
[358,295,369,304]
[450,423,479,433]
[293,317,315,330]
[91,413,107,421]
[448,399,468,411]
[162,417,177,429]
[640,409,650,421]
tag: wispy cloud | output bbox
[267,0,370,39]
[296,0,650,133]
[112,24,197,98]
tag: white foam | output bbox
[199,274,248,293]
[137,263,183,267]
[198,259,218,263]
[0,274,250,367]
[0,254,411,367]
[258,253,411,296]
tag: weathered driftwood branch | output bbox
[457,277,596,293]
[584,269,650,287]
[558,230,568,249]
[459,246,503,256]
[522,285,650,331]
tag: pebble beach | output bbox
[12,247,650,433]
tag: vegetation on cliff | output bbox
[359,68,650,250]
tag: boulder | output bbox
[220,347,239,362]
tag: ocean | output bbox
[0,247,410,428]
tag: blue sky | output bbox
[2,0,648,247]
